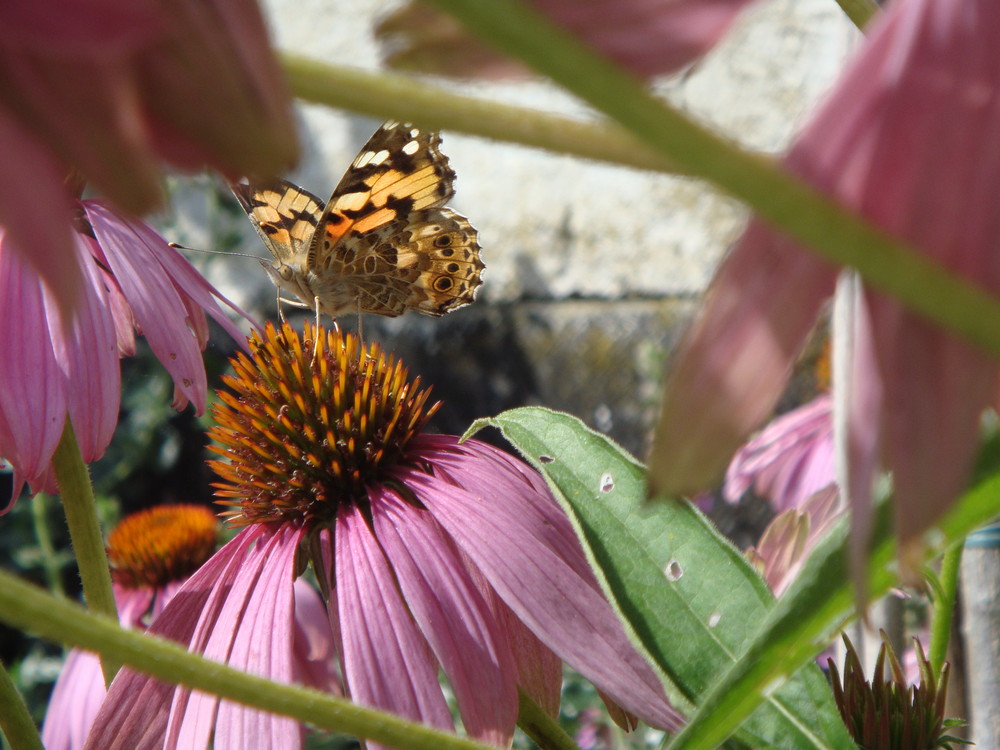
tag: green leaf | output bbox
[468,407,855,749]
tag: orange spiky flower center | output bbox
[208,322,439,527]
[106,504,218,589]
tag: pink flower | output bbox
[724,394,835,512]
[43,505,335,750]
[85,323,682,750]
[0,0,296,306]
[0,201,251,507]
[378,0,754,79]
[650,0,1000,566]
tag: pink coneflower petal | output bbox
[189,524,301,750]
[400,440,683,732]
[371,489,518,746]
[0,235,68,497]
[335,506,454,745]
[84,200,252,414]
[45,235,120,466]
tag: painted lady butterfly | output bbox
[233,121,483,318]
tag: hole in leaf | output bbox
[539,455,555,464]
[665,560,683,582]
[599,473,614,493]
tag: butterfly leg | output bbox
[356,299,365,353]
[276,286,287,324]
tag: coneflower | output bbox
[85,321,680,750]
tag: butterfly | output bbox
[232,121,484,319]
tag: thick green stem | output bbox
[281,55,682,176]
[0,658,44,750]
[928,543,963,679]
[516,689,580,750]
[409,0,1000,360]
[0,570,493,750]
[51,419,120,686]
[31,493,65,598]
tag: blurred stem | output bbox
[516,689,580,750]
[928,543,963,678]
[834,0,879,28]
[413,0,1000,359]
[0,660,43,750]
[0,571,495,750]
[31,493,64,598]
[52,419,120,686]
[281,55,682,175]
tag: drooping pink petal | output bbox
[84,200,250,414]
[0,233,72,501]
[648,227,838,497]
[379,0,755,79]
[41,649,108,750]
[290,578,341,694]
[44,233,120,465]
[398,444,683,731]
[371,488,518,746]
[451,537,564,717]
[334,504,453,747]
[195,524,302,750]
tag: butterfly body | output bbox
[234,121,483,319]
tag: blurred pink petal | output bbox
[0,0,295,217]
[378,0,755,79]
[0,108,79,306]
[724,394,835,512]
[650,0,1000,566]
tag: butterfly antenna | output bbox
[167,241,261,260]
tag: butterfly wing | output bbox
[307,122,457,270]
[231,179,325,266]
[316,208,483,317]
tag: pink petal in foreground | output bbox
[335,505,453,748]
[401,464,683,731]
[371,489,518,746]
[0,108,79,308]
[648,226,837,497]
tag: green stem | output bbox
[833,0,879,29]
[281,55,682,176]
[31,493,65,598]
[51,419,120,686]
[0,571,494,750]
[516,689,580,750]
[928,543,963,679]
[414,0,1000,360]
[0,659,43,750]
